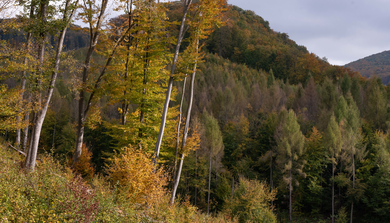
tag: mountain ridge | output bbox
[345,50,390,84]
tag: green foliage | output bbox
[298,127,329,215]
[364,77,387,130]
[224,177,277,223]
[0,143,236,222]
[276,109,306,191]
[202,111,224,158]
[336,206,348,223]
[0,85,25,131]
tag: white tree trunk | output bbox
[154,0,192,165]
[25,0,76,171]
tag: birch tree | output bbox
[170,0,226,204]
[23,0,79,171]
[154,0,226,164]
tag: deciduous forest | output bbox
[1,0,390,222]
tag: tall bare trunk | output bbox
[173,76,187,184]
[16,6,34,148]
[195,149,197,206]
[350,151,355,223]
[207,153,212,215]
[231,176,234,201]
[25,0,47,171]
[22,110,30,152]
[270,150,273,206]
[25,0,77,172]
[289,157,292,222]
[154,0,192,165]
[170,53,198,204]
[170,152,185,204]
[332,161,335,223]
[74,0,132,163]
[74,0,109,164]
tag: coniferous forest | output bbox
[1,0,390,222]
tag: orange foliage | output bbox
[106,147,168,206]
[72,144,95,180]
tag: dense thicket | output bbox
[2,2,390,222]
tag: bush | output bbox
[0,143,236,222]
[224,177,277,223]
[106,146,168,207]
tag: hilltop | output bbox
[345,50,390,84]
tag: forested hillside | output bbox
[345,50,390,85]
[2,0,390,222]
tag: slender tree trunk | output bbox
[170,53,198,204]
[74,0,110,164]
[121,1,134,125]
[289,158,292,222]
[25,0,47,171]
[208,153,212,215]
[231,176,234,201]
[195,149,197,206]
[154,0,192,165]
[170,152,185,204]
[270,151,273,206]
[22,110,30,152]
[16,6,34,148]
[25,0,76,172]
[74,0,132,163]
[339,161,342,209]
[350,201,354,223]
[173,76,187,184]
[332,161,335,223]
[351,151,355,223]
[52,116,56,149]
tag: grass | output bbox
[0,141,235,222]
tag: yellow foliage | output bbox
[72,144,95,180]
[106,147,168,206]
[0,85,26,131]
[224,177,277,223]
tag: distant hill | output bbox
[345,50,390,85]
[1,4,360,84]
[198,5,360,84]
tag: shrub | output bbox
[72,143,95,179]
[224,177,277,223]
[106,147,168,207]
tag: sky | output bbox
[228,0,390,66]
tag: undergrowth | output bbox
[0,142,235,222]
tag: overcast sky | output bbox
[227,0,390,65]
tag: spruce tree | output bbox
[202,111,224,214]
[275,109,306,221]
[340,93,365,223]
[324,115,342,223]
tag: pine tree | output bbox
[339,93,365,223]
[324,115,342,223]
[202,111,224,214]
[275,109,306,221]
[364,77,387,130]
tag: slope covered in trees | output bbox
[2,1,390,222]
[202,5,360,84]
[345,50,390,85]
